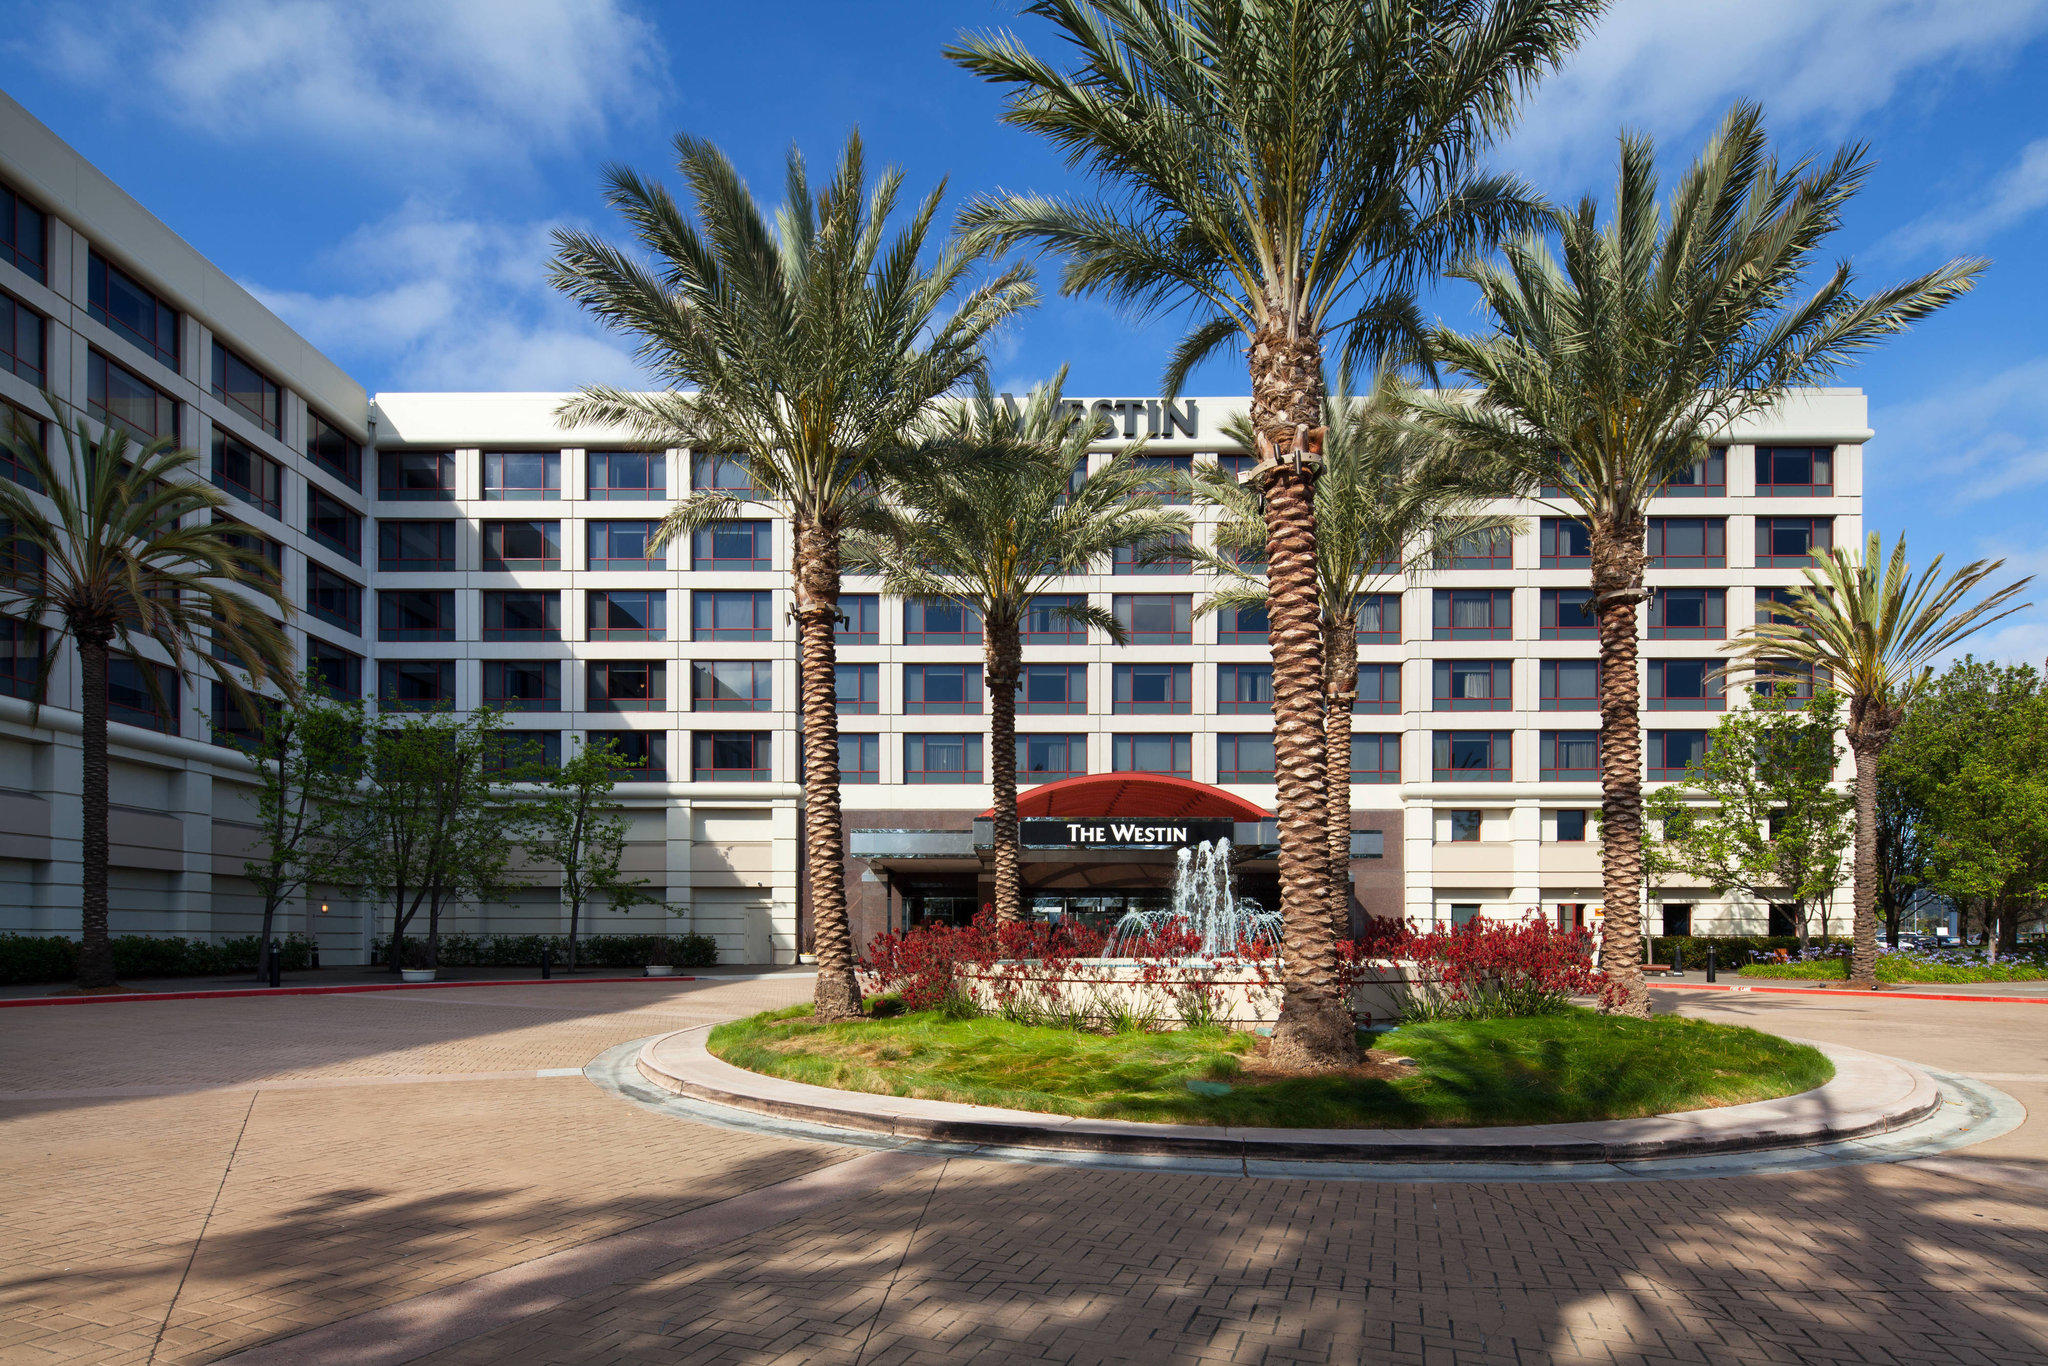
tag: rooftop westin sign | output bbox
[1020,818,1236,850]
[998,395,1200,440]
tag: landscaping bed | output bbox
[1740,950,2048,984]
[706,1005,1832,1129]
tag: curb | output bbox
[1650,980,2048,1006]
[0,975,698,1009]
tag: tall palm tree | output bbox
[847,374,1189,925]
[950,0,1597,1067]
[0,405,295,989]
[1727,534,2028,990]
[1196,373,1517,938]
[1419,103,1984,1014]
[547,132,1035,1020]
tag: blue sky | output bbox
[4,0,2047,662]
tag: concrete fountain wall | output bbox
[957,959,1436,1029]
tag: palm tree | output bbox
[950,0,1597,1067]
[1196,373,1517,938]
[547,132,1035,1020]
[1726,534,2028,990]
[1419,103,1985,1014]
[0,404,295,989]
[847,374,1190,926]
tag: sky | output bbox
[3,0,2047,663]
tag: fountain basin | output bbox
[955,958,1435,1029]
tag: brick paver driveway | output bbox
[2,974,2043,1365]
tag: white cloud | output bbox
[1873,354,2048,508]
[1882,137,2048,257]
[33,0,663,167]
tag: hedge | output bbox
[1647,935,1850,969]
[370,932,719,970]
[1740,951,2048,983]
[0,933,320,985]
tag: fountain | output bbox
[1102,839,1280,960]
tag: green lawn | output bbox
[706,1005,1832,1128]
[1740,952,2048,983]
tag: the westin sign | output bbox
[1020,818,1235,850]
[998,395,1200,440]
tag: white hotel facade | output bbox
[0,93,1864,965]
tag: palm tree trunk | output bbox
[1323,615,1358,943]
[75,636,116,989]
[1848,731,1882,990]
[986,625,1023,925]
[1249,316,1356,1069]
[1590,520,1650,1017]
[794,514,862,1019]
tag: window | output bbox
[1757,516,1832,567]
[905,662,982,713]
[1648,516,1726,568]
[307,412,362,490]
[1540,589,1596,640]
[1113,593,1191,643]
[1451,904,1481,928]
[692,660,773,712]
[483,590,560,641]
[1112,534,1193,574]
[1433,731,1510,781]
[213,514,282,574]
[0,617,43,701]
[591,449,666,500]
[1540,518,1590,568]
[1650,730,1708,780]
[1113,732,1191,778]
[1113,662,1191,714]
[209,429,283,518]
[905,733,981,784]
[1217,733,1275,783]
[1658,448,1726,497]
[482,520,560,571]
[1019,733,1086,781]
[378,589,455,642]
[835,662,879,714]
[1768,903,1799,937]
[1753,659,1826,701]
[1022,594,1087,644]
[1433,588,1511,640]
[1542,731,1597,780]
[1019,664,1086,714]
[379,451,454,501]
[592,730,664,779]
[1648,658,1724,711]
[1446,810,1483,842]
[0,291,45,385]
[88,252,180,368]
[1,399,45,490]
[306,564,361,634]
[485,730,560,777]
[88,350,178,441]
[1662,903,1694,938]
[482,451,560,500]
[692,520,771,570]
[1447,529,1513,570]
[1649,587,1725,640]
[1217,604,1268,643]
[693,731,770,780]
[483,661,561,712]
[586,588,664,642]
[904,597,981,644]
[1556,809,1589,841]
[1132,453,1192,503]
[1756,587,1811,631]
[306,488,360,562]
[1755,446,1832,496]
[1432,659,1512,711]
[588,661,666,712]
[1357,593,1401,645]
[378,521,454,573]
[377,660,454,712]
[1350,733,1399,783]
[211,343,281,437]
[308,641,362,697]
[1355,662,1400,714]
[109,657,179,732]
[837,594,879,643]
[210,681,269,751]
[1,182,47,281]
[838,732,879,784]
[690,451,757,493]
[1218,663,1272,714]
[1539,658,1599,710]
[589,521,662,571]
[693,590,771,640]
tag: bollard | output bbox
[1671,943,1682,977]
[541,946,553,981]
[268,939,283,988]
[310,942,320,971]
[1706,946,1717,983]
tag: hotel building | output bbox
[0,92,1865,964]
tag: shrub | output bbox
[1354,916,1612,1021]
[0,933,319,984]
[1648,935,1850,969]
[370,932,719,970]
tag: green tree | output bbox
[548,133,1034,1020]
[525,738,654,972]
[846,373,1188,924]
[1728,536,2030,987]
[950,0,1596,1067]
[1420,105,1983,1014]
[1644,688,1854,954]
[0,404,294,989]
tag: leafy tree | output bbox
[1729,535,2030,987]
[0,404,294,989]
[1421,105,1983,1014]
[951,0,1596,1067]
[1644,688,1854,953]
[524,738,654,971]
[547,133,1034,1020]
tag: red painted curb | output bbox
[0,975,698,1008]
[1649,980,2048,1006]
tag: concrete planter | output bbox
[644,965,676,978]
[399,968,436,983]
[944,959,1436,1029]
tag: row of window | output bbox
[1538,516,1833,568]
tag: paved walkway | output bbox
[2,974,2044,1364]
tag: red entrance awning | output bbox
[985,773,1272,823]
